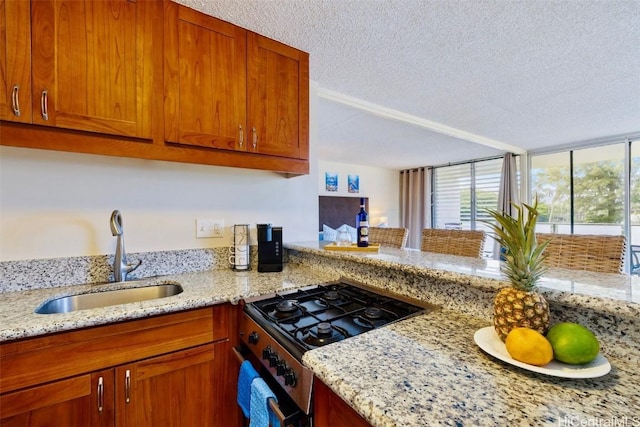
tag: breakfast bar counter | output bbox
[286,242,640,426]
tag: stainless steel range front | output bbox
[238,278,438,425]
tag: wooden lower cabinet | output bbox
[1,370,114,427]
[117,342,233,426]
[313,379,371,427]
[0,306,241,427]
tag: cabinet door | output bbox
[164,1,247,151]
[30,0,155,138]
[0,0,32,123]
[247,32,309,159]
[117,342,237,427]
[0,370,114,427]
[313,379,371,427]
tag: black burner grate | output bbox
[246,281,427,355]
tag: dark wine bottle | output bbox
[356,198,369,247]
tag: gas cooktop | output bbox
[244,279,437,360]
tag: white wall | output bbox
[317,161,400,227]
[0,84,321,262]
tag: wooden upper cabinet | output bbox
[247,32,309,160]
[29,0,155,138]
[164,1,247,151]
[0,0,32,123]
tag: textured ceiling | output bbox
[178,0,640,170]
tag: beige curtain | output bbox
[493,153,519,258]
[400,167,430,249]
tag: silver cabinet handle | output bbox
[239,125,244,147]
[125,369,131,403]
[252,127,257,148]
[97,376,104,413]
[11,85,20,117]
[40,90,48,120]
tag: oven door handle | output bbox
[232,346,288,426]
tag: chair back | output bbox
[536,233,626,274]
[368,227,409,249]
[420,229,486,258]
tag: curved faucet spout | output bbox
[110,210,123,236]
[110,210,141,282]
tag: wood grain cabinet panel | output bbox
[164,1,247,152]
[313,379,371,427]
[0,0,32,123]
[164,1,309,161]
[0,370,114,427]
[0,0,309,174]
[30,0,155,138]
[0,306,241,427]
[116,342,234,427]
[247,32,309,160]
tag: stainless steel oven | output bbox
[237,278,438,426]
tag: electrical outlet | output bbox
[196,219,225,238]
[211,219,224,238]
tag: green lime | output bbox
[546,322,600,365]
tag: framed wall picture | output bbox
[325,172,338,192]
[347,175,359,193]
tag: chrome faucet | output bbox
[110,210,141,282]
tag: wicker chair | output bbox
[536,233,626,274]
[368,227,409,249]
[420,229,486,258]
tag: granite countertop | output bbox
[2,245,639,425]
[303,310,640,427]
[0,265,339,342]
[285,241,640,314]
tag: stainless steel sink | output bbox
[35,283,183,314]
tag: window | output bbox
[531,144,624,235]
[629,140,640,273]
[530,140,639,273]
[432,157,507,257]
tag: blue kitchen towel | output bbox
[237,360,260,418]
[249,377,281,427]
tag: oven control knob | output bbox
[276,360,287,376]
[269,353,279,368]
[284,369,297,387]
[248,332,259,345]
[262,346,272,360]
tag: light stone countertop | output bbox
[286,242,640,426]
[285,241,640,314]
[0,265,339,342]
[2,245,639,426]
[303,310,640,427]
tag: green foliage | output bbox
[482,198,549,290]
[532,159,627,224]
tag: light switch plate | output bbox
[196,219,224,238]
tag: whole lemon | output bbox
[505,327,554,366]
[546,322,600,365]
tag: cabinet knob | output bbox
[239,125,244,147]
[252,127,257,148]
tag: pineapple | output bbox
[484,198,551,342]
